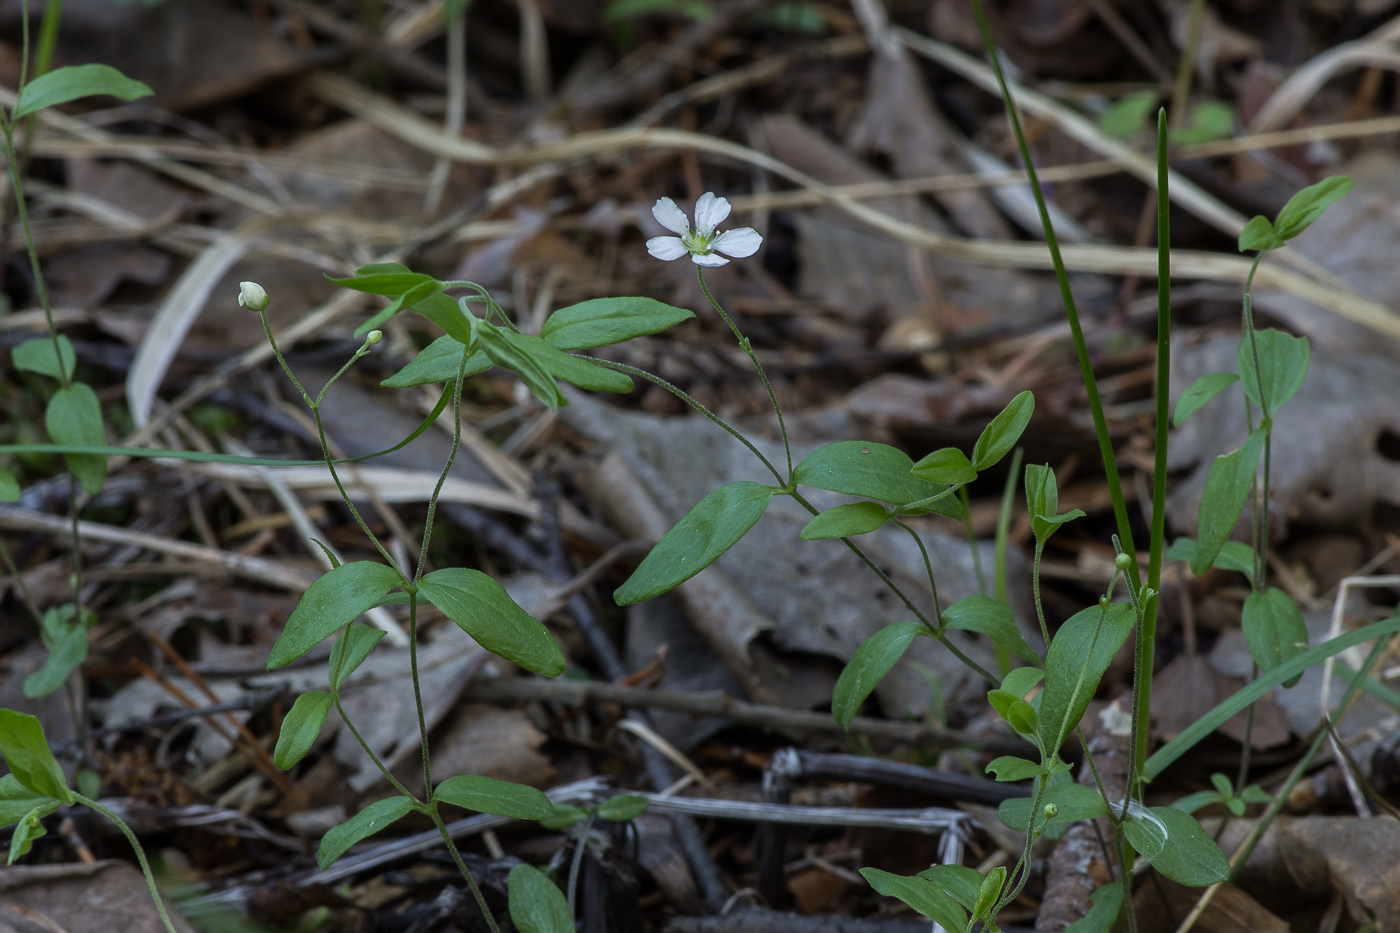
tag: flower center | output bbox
[683,229,714,254]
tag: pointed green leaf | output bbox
[22,608,87,699]
[971,390,1034,470]
[475,324,565,409]
[800,501,890,540]
[1166,537,1254,584]
[832,621,926,729]
[1098,90,1156,138]
[13,64,153,119]
[434,774,555,819]
[597,794,650,821]
[1191,427,1265,576]
[1025,464,1083,543]
[317,795,416,868]
[8,804,55,865]
[792,441,960,518]
[0,710,72,802]
[1147,615,1400,778]
[267,562,403,669]
[328,265,436,297]
[508,864,574,933]
[405,291,477,346]
[45,383,106,494]
[11,336,75,382]
[1237,329,1308,418]
[1065,883,1123,933]
[1242,587,1309,686]
[986,756,1044,782]
[1172,372,1238,426]
[1141,806,1229,886]
[1122,801,1168,859]
[502,331,632,393]
[615,482,774,605]
[973,866,1006,921]
[0,776,51,828]
[1169,790,1222,815]
[1171,100,1234,145]
[910,447,976,485]
[328,623,387,691]
[382,336,492,388]
[1274,176,1353,241]
[915,864,984,911]
[538,803,588,830]
[274,690,334,769]
[1001,666,1045,699]
[541,296,695,350]
[941,594,1040,664]
[1037,602,1136,756]
[1237,215,1280,252]
[419,568,565,676]
[861,868,967,931]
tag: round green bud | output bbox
[1043,803,1058,819]
[1099,595,1109,609]
[1114,552,1132,571]
[238,281,269,312]
[366,330,383,346]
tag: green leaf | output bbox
[541,296,695,350]
[328,265,436,297]
[267,562,403,669]
[328,623,387,691]
[1146,615,1400,778]
[1001,666,1045,699]
[915,864,984,911]
[381,336,492,388]
[13,64,153,119]
[1173,372,1239,426]
[0,468,16,503]
[46,383,106,494]
[1210,773,1233,797]
[1274,176,1353,241]
[475,324,565,409]
[971,390,1034,470]
[22,607,88,699]
[1037,602,1136,756]
[615,482,774,605]
[800,501,890,540]
[0,776,51,828]
[508,864,574,933]
[597,794,650,821]
[8,804,56,865]
[1241,587,1309,686]
[1169,790,1222,815]
[998,778,1108,831]
[538,803,588,830]
[419,568,565,677]
[1237,329,1308,418]
[792,441,960,519]
[1141,806,1229,886]
[860,868,967,931]
[502,331,633,393]
[973,866,1005,921]
[274,690,334,769]
[1098,90,1157,139]
[1172,100,1234,145]
[986,756,1044,782]
[0,710,72,802]
[1238,215,1281,252]
[1191,427,1265,577]
[434,774,555,819]
[941,594,1040,664]
[1065,883,1123,933]
[1165,537,1255,584]
[1025,464,1084,543]
[1121,802,1168,859]
[910,447,977,485]
[11,336,75,382]
[405,291,477,346]
[317,796,416,869]
[832,621,926,729]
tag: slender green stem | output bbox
[0,535,43,625]
[968,0,1140,594]
[993,448,1023,677]
[74,795,180,933]
[1116,824,1140,933]
[409,594,432,797]
[1236,661,1258,790]
[334,696,419,803]
[959,486,987,596]
[587,357,785,484]
[415,351,470,582]
[893,517,943,621]
[567,811,595,914]
[696,267,792,480]
[1076,726,1114,818]
[1031,543,1050,646]
[255,308,316,408]
[431,808,504,933]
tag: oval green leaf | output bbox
[11,336,75,382]
[1237,329,1308,418]
[1037,601,1136,756]
[615,481,774,605]
[1237,215,1280,253]
[45,383,106,494]
[382,336,492,388]
[0,710,72,802]
[14,64,153,119]
[792,441,959,518]
[434,774,555,819]
[267,562,403,669]
[910,447,977,485]
[274,690,334,769]
[860,868,967,932]
[799,501,890,540]
[502,331,632,393]
[318,795,416,868]
[508,864,574,933]
[1242,587,1309,687]
[1172,372,1238,426]
[941,594,1040,664]
[419,568,565,676]
[328,623,387,691]
[597,793,650,821]
[832,621,926,729]
[541,296,695,351]
[476,325,565,409]
[1191,427,1265,577]
[1141,806,1229,886]
[971,390,1034,471]
[1274,176,1353,241]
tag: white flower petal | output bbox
[693,192,731,233]
[712,227,763,258]
[647,236,689,261]
[651,197,690,236]
[690,251,729,267]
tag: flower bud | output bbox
[1099,595,1109,609]
[365,330,383,346]
[238,281,269,312]
[1043,803,1058,819]
[1115,552,1132,571]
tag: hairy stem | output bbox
[75,796,180,933]
[334,696,419,803]
[431,809,504,933]
[410,594,432,798]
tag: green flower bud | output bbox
[366,330,383,346]
[238,281,269,312]
[1099,595,1109,609]
[1043,803,1058,819]
[1114,552,1132,571]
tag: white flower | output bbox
[238,281,269,312]
[646,192,763,267]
